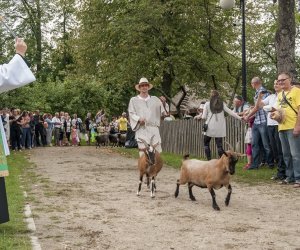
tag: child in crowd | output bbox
[244,114,255,170]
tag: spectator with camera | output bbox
[273,73,300,187]
[255,80,286,180]
[202,90,242,160]
[244,76,274,170]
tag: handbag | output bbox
[270,109,285,124]
[244,127,252,144]
[202,114,214,132]
[202,123,208,132]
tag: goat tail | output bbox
[183,154,190,160]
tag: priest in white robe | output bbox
[128,77,166,156]
[0,38,36,224]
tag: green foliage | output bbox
[0,1,300,114]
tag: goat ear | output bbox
[183,154,189,160]
[138,138,149,148]
[150,135,155,146]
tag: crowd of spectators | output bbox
[0,109,131,150]
[234,75,300,188]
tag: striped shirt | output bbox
[253,86,269,125]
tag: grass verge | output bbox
[0,152,31,250]
[112,147,277,185]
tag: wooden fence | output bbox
[160,117,246,158]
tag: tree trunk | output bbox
[275,0,296,77]
[36,0,42,75]
[161,71,173,98]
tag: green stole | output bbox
[0,126,8,177]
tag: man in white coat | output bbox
[0,38,36,224]
[128,77,167,156]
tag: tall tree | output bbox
[275,0,296,77]
[20,0,43,76]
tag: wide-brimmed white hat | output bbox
[135,77,153,91]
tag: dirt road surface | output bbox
[26,147,300,250]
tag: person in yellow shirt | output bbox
[118,112,128,134]
[274,72,300,188]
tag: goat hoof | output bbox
[137,192,140,196]
[190,197,196,201]
[225,200,230,206]
[213,206,220,211]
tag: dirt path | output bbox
[26,147,300,250]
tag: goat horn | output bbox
[149,135,155,146]
[138,138,149,148]
[224,141,234,151]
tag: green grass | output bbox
[112,147,277,185]
[0,152,31,250]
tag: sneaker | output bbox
[293,183,300,188]
[247,167,258,170]
[271,176,279,180]
[243,163,251,170]
[279,179,295,185]
[271,176,285,181]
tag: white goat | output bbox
[175,151,239,210]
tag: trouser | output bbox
[46,128,53,145]
[0,177,9,224]
[54,128,61,145]
[267,125,286,178]
[35,124,46,146]
[279,129,300,182]
[204,135,224,160]
[11,127,21,150]
[22,127,31,148]
[250,123,273,168]
[66,132,71,142]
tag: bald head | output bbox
[250,77,262,89]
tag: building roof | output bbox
[169,86,206,114]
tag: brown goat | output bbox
[175,151,239,210]
[137,137,163,198]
